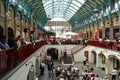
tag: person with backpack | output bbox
[47,60,54,77]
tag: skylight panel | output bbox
[42,0,86,20]
[70,4,79,10]
[69,7,76,12]
[79,0,85,4]
[44,0,52,6]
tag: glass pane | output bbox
[42,0,85,20]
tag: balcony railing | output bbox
[88,40,120,51]
[0,40,46,78]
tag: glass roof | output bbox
[42,0,86,21]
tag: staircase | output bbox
[71,45,85,54]
[70,45,86,63]
[62,54,74,65]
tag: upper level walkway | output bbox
[0,40,120,80]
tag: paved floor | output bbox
[37,60,117,80]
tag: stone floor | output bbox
[37,60,118,80]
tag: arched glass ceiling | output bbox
[42,0,86,20]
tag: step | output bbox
[62,55,74,65]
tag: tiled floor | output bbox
[37,60,117,80]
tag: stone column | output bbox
[96,26,99,38]
[105,58,113,74]
[109,21,113,40]
[102,25,105,39]
[20,20,23,39]
[92,27,95,39]
[5,12,8,40]
[25,23,28,40]
[88,28,90,39]
[28,24,31,38]
[14,17,17,35]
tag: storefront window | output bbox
[113,26,120,40]
[99,29,102,38]
[105,28,109,39]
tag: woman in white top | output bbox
[111,68,117,80]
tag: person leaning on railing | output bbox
[0,35,9,50]
[8,34,18,48]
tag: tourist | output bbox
[8,34,18,48]
[63,46,67,57]
[83,56,87,66]
[111,68,117,80]
[16,36,21,47]
[47,60,54,77]
[52,67,56,80]
[40,61,46,75]
[0,35,9,49]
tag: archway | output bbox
[16,11,21,37]
[47,48,58,60]
[27,69,35,80]
[98,52,106,69]
[84,51,89,58]
[0,26,3,37]
[35,58,40,77]
[8,6,14,33]
[108,55,120,70]
[91,51,97,64]
[8,27,14,37]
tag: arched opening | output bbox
[27,69,35,80]
[22,16,26,39]
[0,26,3,37]
[8,27,14,37]
[47,48,58,60]
[84,51,89,58]
[35,58,40,77]
[98,52,106,71]
[104,16,110,39]
[91,51,97,64]
[84,51,89,64]
[108,55,120,70]
[16,11,21,37]
[8,5,14,34]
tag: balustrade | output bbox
[0,41,46,78]
[88,40,120,51]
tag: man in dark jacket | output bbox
[8,34,18,48]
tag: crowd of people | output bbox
[0,34,37,50]
[39,52,120,80]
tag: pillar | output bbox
[105,58,113,74]
[96,26,99,38]
[28,24,31,38]
[25,23,28,40]
[5,12,8,39]
[92,27,95,39]
[14,17,17,35]
[109,21,113,40]
[102,25,105,39]
[20,20,23,39]
[88,28,90,39]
